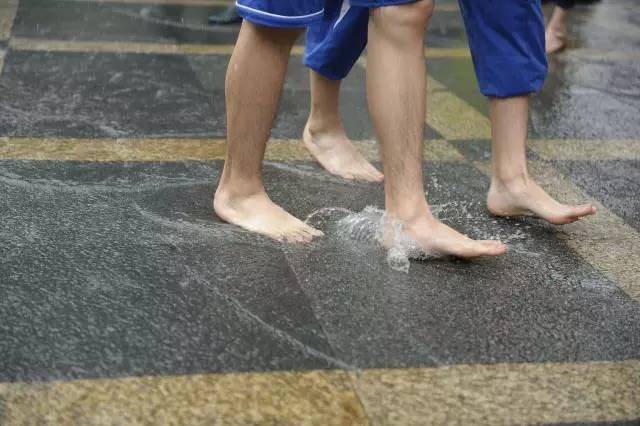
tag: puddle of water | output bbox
[305,206,431,274]
[305,203,538,273]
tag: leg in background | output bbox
[304,70,384,182]
[486,96,596,224]
[214,21,323,242]
[545,1,573,53]
[303,2,382,181]
[367,0,506,258]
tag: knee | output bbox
[372,0,434,37]
[244,21,302,55]
[407,0,435,26]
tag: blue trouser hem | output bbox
[236,2,324,28]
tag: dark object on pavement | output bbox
[208,5,242,25]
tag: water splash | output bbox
[306,202,538,272]
[329,206,430,273]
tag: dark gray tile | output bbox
[531,58,640,139]
[0,160,336,382]
[567,0,640,52]
[0,50,217,138]
[554,160,640,232]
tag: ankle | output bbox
[385,198,434,224]
[491,173,531,192]
[216,175,265,201]
[306,113,343,137]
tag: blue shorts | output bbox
[304,0,548,98]
[235,0,416,28]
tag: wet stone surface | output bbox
[531,57,640,139]
[0,50,216,138]
[554,160,640,232]
[12,0,468,47]
[0,49,440,140]
[1,160,639,381]
[0,160,336,382]
[13,0,241,44]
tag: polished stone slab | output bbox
[280,161,640,368]
[532,58,640,140]
[3,158,639,383]
[0,50,216,138]
[0,160,336,382]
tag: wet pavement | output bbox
[1,0,639,424]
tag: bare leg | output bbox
[367,1,506,258]
[303,70,383,182]
[486,96,596,224]
[214,22,323,242]
[545,6,569,54]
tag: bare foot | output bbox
[545,29,567,54]
[303,122,384,182]
[487,180,597,225]
[214,187,323,243]
[387,214,507,259]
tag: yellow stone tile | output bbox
[529,139,640,161]
[423,139,466,161]
[0,137,227,162]
[425,47,470,59]
[426,76,491,140]
[435,3,459,12]
[0,0,19,41]
[9,38,236,55]
[9,38,470,60]
[351,360,640,426]
[0,137,466,163]
[0,370,368,426]
[473,160,640,302]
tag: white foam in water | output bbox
[307,200,539,273]
[331,206,429,273]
